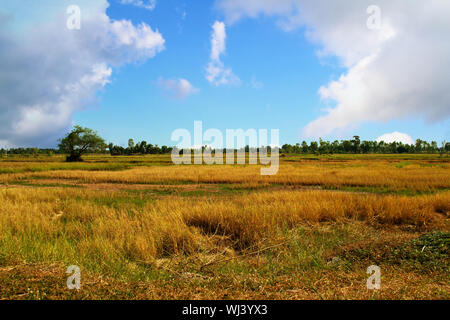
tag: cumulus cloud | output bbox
[119,0,156,11]
[0,0,164,147]
[206,21,240,86]
[157,78,199,100]
[217,0,450,138]
[376,132,414,145]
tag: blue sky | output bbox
[75,0,340,146]
[1,0,449,147]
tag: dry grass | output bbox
[2,161,447,192]
[0,154,448,299]
[1,262,448,300]
[0,187,447,263]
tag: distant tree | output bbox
[441,141,450,157]
[431,141,438,153]
[139,141,147,154]
[331,140,340,154]
[281,144,290,154]
[445,142,450,157]
[301,141,309,153]
[341,140,352,153]
[360,141,371,154]
[397,143,408,154]
[58,126,106,162]
[423,141,431,153]
[415,139,424,153]
[351,136,361,154]
[318,138,330,155]
[106,137,446,157]
[309,141,318,154]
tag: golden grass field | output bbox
[0,154,449,300]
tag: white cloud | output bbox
[0,0,165,147]
[210,21,226,61]
[250,76,263,89]
[376,132,414,145]
[157,78,199,100]
[119,0,156,11]
[110,19,165,52]
[206,21,240,86]
[216,0,296,25]
[217,0,450,137]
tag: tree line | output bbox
[1,127,449,162]
[108,139,173,156]
[281,136,450,155]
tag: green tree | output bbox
[301,141,309,153]
[431,141,438,153]
[351,136,361,154]
[342,140,352,153]
[58,126,106,162]
[360,141,371,153]
[318,138,330,155]
[309,141,318,154]
[415,139,424,153]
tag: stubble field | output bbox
[0,154,449,300]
